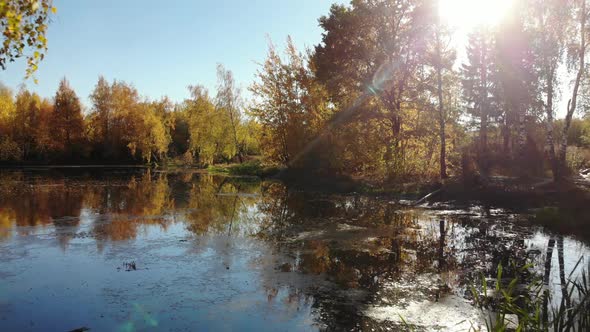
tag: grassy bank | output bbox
[207,160,282,178]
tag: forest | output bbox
[2,0,590,187]
[3,1,590,331]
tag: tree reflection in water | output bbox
[0,169,588,330]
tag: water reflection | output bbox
[0,169,588,331]
[252,185,552,330]
[0,170,261,245]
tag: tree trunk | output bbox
[480,37,489,178]
[517,110,527,154]
[228,111,243,164]
[546,67,559,181]
[387,103,402,179]
[559,0,586,179]
[480,112,488,175]
[502,116,510,155]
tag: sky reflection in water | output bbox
[0,169,588,331]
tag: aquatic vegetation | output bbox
[471,259,590,331]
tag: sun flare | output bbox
[439,0,515,30]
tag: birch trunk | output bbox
[559,0,587,179]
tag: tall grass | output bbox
[471,258,590,332]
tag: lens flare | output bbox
[439,0,515,30]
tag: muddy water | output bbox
[0,169,588,331]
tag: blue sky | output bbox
[0,0,344,109]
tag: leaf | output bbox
[51,7,57,14]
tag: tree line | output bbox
[250,0,590,183]
[3,0,590,183]
[0,64,259,165]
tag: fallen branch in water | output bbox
[413,188,442,206]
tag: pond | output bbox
[0,168,588,331]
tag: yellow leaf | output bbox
[51,7,57,14]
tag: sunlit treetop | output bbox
[0,0,56,82]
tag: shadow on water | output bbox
[0,168,588,331]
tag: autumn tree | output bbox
[12,89,53,159]
[0,83,20,160]
[89,76,113,156]
[52,78,84,156]
[313,0,430,178]
[529,0,570,180]
[88,77,172,163]
[422,0,457,179]
[184,85,232,165]
[126,100,171,163]
[35,97,53,157]
[0,0,56,78]
[14,89,36,158]
[251,37,330,167]
[109,80,141,158]
[215,64,244,163]
[559,0,588,178]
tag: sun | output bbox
[439,0,515,30]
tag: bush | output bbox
[566,146,590,171]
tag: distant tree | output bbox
[529,0,570,180]
[14,88,41,158]
[52,78,84,154]
[107,80,144,159]
[89,76,113,153]
[126,101,171,163]
[0,0,57,79]
[35,97,53,157]
[0,83,20,160]
[251,37,330,167]
[423,0,457,179]
[461,28,499,177]
[185,85,232,165]
[87,77,174,162]
[215,64,243,163]
[495,1,539,160]
[169,106,190,157]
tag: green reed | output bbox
[470,258,590,332]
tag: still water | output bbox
[0,168,588,331]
